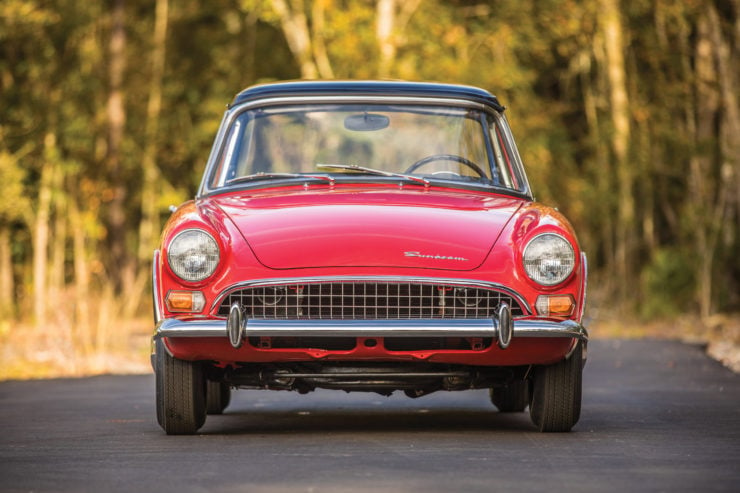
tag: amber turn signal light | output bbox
[165,290,206,313]
[535,294,575,317]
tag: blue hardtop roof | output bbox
[231,80,505,111]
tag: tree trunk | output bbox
[582,45,615,297]
[0,228,14,320]
[376,0,395,78]
[376,0,421,78]
[241,8,258,86]
[270,0,319,78]
[600,0,633,301]
[310,0,334,79]
[689,2,739,319]
[106,0,129,292]
[138,0,169,267]
[33,133,56,327]
[691,7,720,319]
[70,194,92,354]
[49,163,66,308]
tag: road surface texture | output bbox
[1,339,738,493]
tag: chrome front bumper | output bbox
[154,314,588,351]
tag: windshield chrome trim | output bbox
[152,250,163,324]
[201,177,533,202]
[198,95,534,199]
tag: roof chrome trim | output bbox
[228,95,490,112]
[230,81,505,110]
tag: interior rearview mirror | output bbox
[344,113,390,131]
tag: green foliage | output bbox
[0,0,737,328]
[639,247,696,320]
[0,151,29,225]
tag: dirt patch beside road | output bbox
[590,314,740,373]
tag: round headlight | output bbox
[523,234,575,286]
[167,229,220,282]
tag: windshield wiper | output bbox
[317,164,430,188]
[226,172,335,186]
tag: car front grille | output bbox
[216,281,525,319]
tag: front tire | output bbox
[206,381,231,415]
[529,341,583,432]
[155,338,207,435]
[490,380,528,412]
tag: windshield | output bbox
[207,103,525,193]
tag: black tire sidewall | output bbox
[530,341,583,432]
[154,338,207,434]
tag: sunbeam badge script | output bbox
[404,251,469,262]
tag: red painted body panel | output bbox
[164,336,574,367]
[214,187,523,270]
[155,184,585,368]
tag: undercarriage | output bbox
[207,361,531,397]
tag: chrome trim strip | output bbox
[155,318,228,338]
[512,319,588,340]
[208,276,533,315]
[498,113,533,198]
[578,252,588,322]
[229,96,489,113]
[246,319,498,338]
[152,250,163,324]
[227,303,245,349]
[497,303,512,349]
[154,317,587,342]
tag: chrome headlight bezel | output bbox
[167,229,220,283]
[523,233,576,287]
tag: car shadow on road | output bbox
[199,407,536,435]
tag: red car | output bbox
[152,81,588,434]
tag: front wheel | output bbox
[155,338,207,435]
[206,381,231,415]
[529,342,583,432]
[490,380,528,412]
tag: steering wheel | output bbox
[405,154,487,178]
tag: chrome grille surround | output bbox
[214,277,529,320]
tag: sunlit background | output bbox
[0,0,737,378]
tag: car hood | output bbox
[211,188,524,271]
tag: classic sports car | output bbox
[152,80,587,434]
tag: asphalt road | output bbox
[1,339,739,493]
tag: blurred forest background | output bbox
[1,0,738,378]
